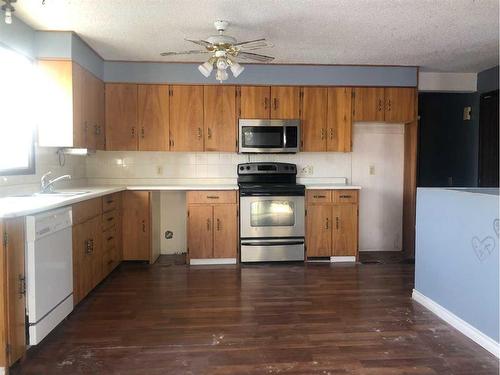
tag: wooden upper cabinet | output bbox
[105,83,138,151]
[239,86,271,118]
[384,87,416,123]
[301,87,328,152]
[169,85,204,151]
[332,204,358,256]
[306,205,332,257]
[71,62,86,148]
[213,204,237,258]
[270,86,301,119]
[353,87,384,122]
[138,85,170,151]
[327,87,353,152]
[94,78,106,150]
[188,205,214,259]
[122,191,151,261]
[204,85,237,152]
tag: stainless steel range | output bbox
[238,162,305,262]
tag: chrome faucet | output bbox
[40,172,72,193]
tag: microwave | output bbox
[238,119,300,153]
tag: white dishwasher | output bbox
[25,207,73,345]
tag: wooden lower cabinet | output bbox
[187,191,238,260]
[306,190,359,259]
[122,191,152,261]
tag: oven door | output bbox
[240,195,305,239]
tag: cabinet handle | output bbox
[325,218,329,230]
[90,239,94,253]
[107,236,114,241]
[387,99,392,112]
[107,217,114,222]
[336,217,339,230]
[217,218,221,231]
[208,128,212,139]
[207,218,211,231]
[320,129,325,140]
[106,199,114,204]
[141,127,145,138]
[264,97,269,110]
[131,126,136,137]
[206,195,219,199]
[171,139,175,148]
[142,220,146,233]
[339,194,352,199]
[84,239,91,254]
[313,195,326,199]
[18,275,26,297]
[273,98,277,110]
[197,128,202,139]
[94,124,99,135]
[378,99,383,112]
[329,128,334,140]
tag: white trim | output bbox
[412,289,500,358]
[189,258,237,265]
[330,256,356,263]
[0,367,5,375]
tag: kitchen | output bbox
[0,1,498,374]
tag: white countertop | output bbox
[0,182,359,218]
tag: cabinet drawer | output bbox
[306,190,332,203]
[73,198,102,225]
[103,227,117,251]
[187,191,237,204]
[333,190,358,203]
[102,209,118,231]
[102,192,121,213]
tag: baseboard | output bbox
[412,289,500,358]
[330,256,356,263]
[0,367,5,375]
[189,258,237,265]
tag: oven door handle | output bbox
[241,241,304,246]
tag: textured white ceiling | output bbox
[14,0,499,72]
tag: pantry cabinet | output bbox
[204,85,237,152]
[306,189,359,259]
[353,87,415,123]
[187,191,238,260]
[38,60,105,150]
[105,83,138,151]
[122,191,151,261]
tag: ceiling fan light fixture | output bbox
[215,68,228,82]
[229,61,245,78]
[198,61,214,78]
[216,57,228,70]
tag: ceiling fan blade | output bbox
[160,50,209,56]
[233,38,266,46]
[240,42,275,51]
[185,39,213,48]
[237,51,275,62]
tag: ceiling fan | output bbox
[160,20,275,82]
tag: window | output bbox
[0,45,35,175]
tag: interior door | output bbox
[239,86,270,118]
[384,87,416,123]
[213,204,237,258]
[169,85,204,151]
[270,86,301,119]
[332,204,358,256]
[353,87,384,122]
[138,84,170,151]
[105,83,138,151]
[188,205,214,259]
[301,87,328,151]
[122,191,151,261]
[327,87,353,152]
[478,90,499,187]
[204,85,237,152]
[306,205,332,257]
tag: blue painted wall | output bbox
[478,66,499,93]
[0,15,36,58]
[415,188,499,342]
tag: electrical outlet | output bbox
[157,166,164,175]
[369,165,375,175]
[301,165,314,176]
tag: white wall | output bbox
[86,123,405,253]
[418,72,477,92]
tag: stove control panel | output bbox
[238,162,297,175]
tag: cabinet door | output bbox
[122,191,151,261]
[138,85,170,151]
[213,204,237,258]
[169,85,204,151]
[239,86,270,118]
[105,83,138,151]
[384,87,415,123]
[353,87,384,122]
[301,87,328,151]
[327,87,353,152]
[204,85,237,152]
[306,205,332,257]
[95,78,106,150]
[188,205,214,259]
[332,204,358,257]
[72,62,86,148]
[270,86,301,119]
[89,216,103,288]
[83,72,98,150]
[3,218,26,365]
[73,220,93,304]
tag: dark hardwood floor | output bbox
[11,258,499,374]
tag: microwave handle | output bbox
[283,126,287,148]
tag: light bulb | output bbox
[215,69,228,82]
[216,58,228,70]
[197,61,213,78]
[230,62,245,78]
[5,8,12,24]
